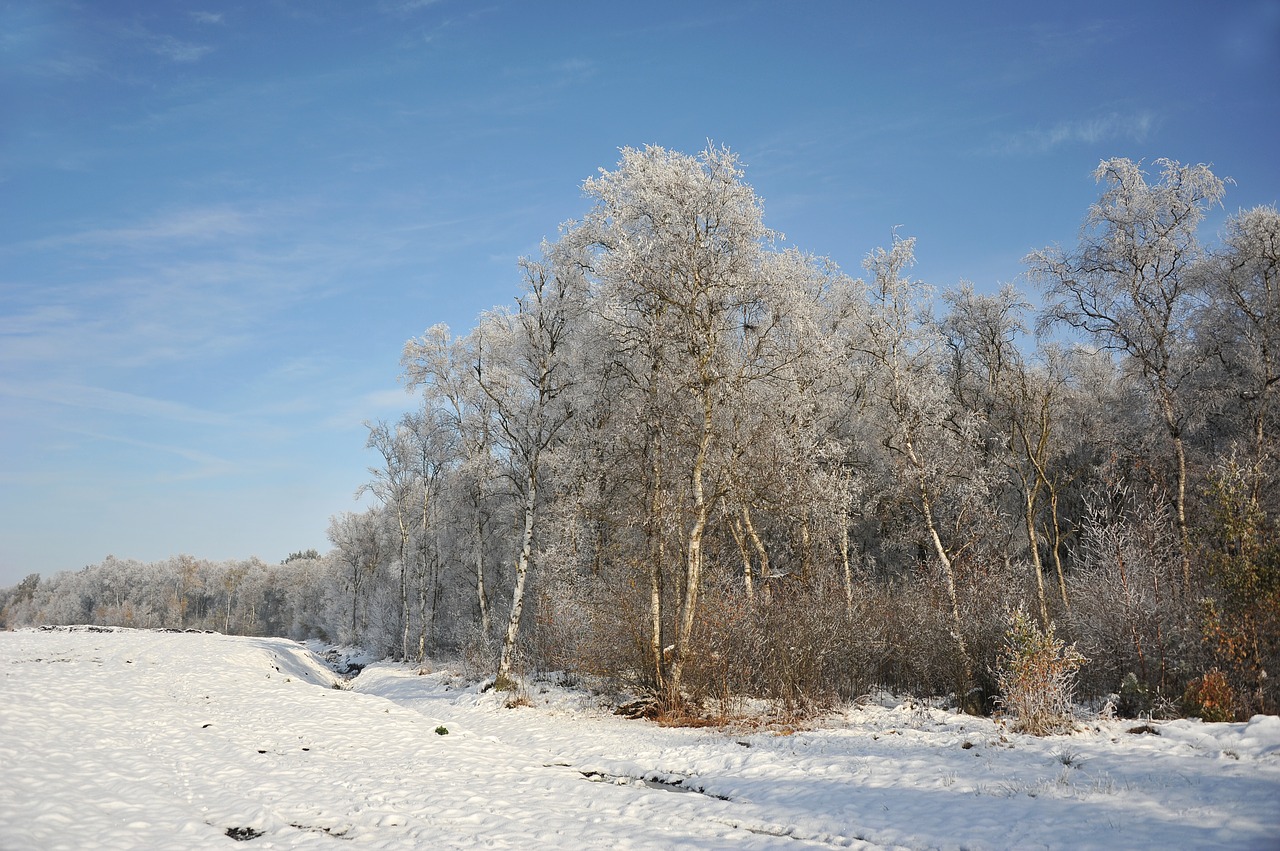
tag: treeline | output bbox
[4,147,1277,722]
[0,554,337,640]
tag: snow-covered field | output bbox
[2,628,1278,850]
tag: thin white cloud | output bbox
[150,34,214,63]
[320,387,417,432]
[12,207,252,254]
[190,11,225,25]
[555,58,595,77]
[0,380,235,427]
[20,54,101,79]
[91,206,250,244]
[53,425,240,482]
[379,0,446,15]
[0,304,77,336]
[0,199,423,403]
[991,111,1157,156]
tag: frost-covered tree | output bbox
[1199,205,1280,487]
[327,509,384,643]
[361,419,420,660]
[578,144,793,705]
[400,406,456,661]
[941,284,1050,614]
[1027,158,1227,575]
[852,235,992,706]
[940,284,1100,625]
[481,248,585,688]
[403,324,499,638]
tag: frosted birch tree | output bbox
[578,144,783,706]
[360,420,418,659]
[1200,205,1280,483]
[940,283,1073,623]
[326,510,383,643]
[853,235,985,706]
[400,406,455,662]
[459,247,583,688]
[402,325,498,638]
[1027,158,1227,579]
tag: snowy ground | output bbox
[2,628,1278,850]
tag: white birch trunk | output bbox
[497,468,538,688]
[668,394,714,705]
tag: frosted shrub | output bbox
[462,624,500,681]
[996,607,1085,735]
[1067,483,1191,709]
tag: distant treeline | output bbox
[0,554,334,640]
[4,147,1277,722]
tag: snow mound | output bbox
[1240,714,1280,757]
[1156,713,1280,760]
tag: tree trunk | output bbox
[905,437,975,705]
[418,487,432,664]
[497,468,538,688]
[1158,393,1191,591]
[648,452,667,696]
[398,513,410,662]
[1047,487,1070,614]
[742,505,769,581]
[473,484,491,637]
[668,394,714,706]
[1172,431,1191,592]
[431,537,443,650]
[729,515,754,601]
[350,564,362,641]
[1025,490,1049,627]
[919,481,969,667]
[417,573,428,664]
[841,516,853,619]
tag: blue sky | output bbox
[2,0,1277,586]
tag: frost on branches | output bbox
[5,151,1279,724]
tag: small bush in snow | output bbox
[1116,671,1151,718]
[995,607,1085,735]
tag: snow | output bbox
[2,628,1278,849]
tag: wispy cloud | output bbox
[500,56,597,88]
[320,387,416,432]
[0,198,424,387]
[0,204,316,377]
[0,7,96,79]
[379,0,446,16]
[18,54,101,79]
[554,58,595,78]
[53,425,240,482]
[149,33,214,63]
[0,380,235,427]
[12,206,252,254]
[190,11,224,25]
[990,111,1157,156]
[0,305,78,345]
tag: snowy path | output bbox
[2,628,1278,849]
